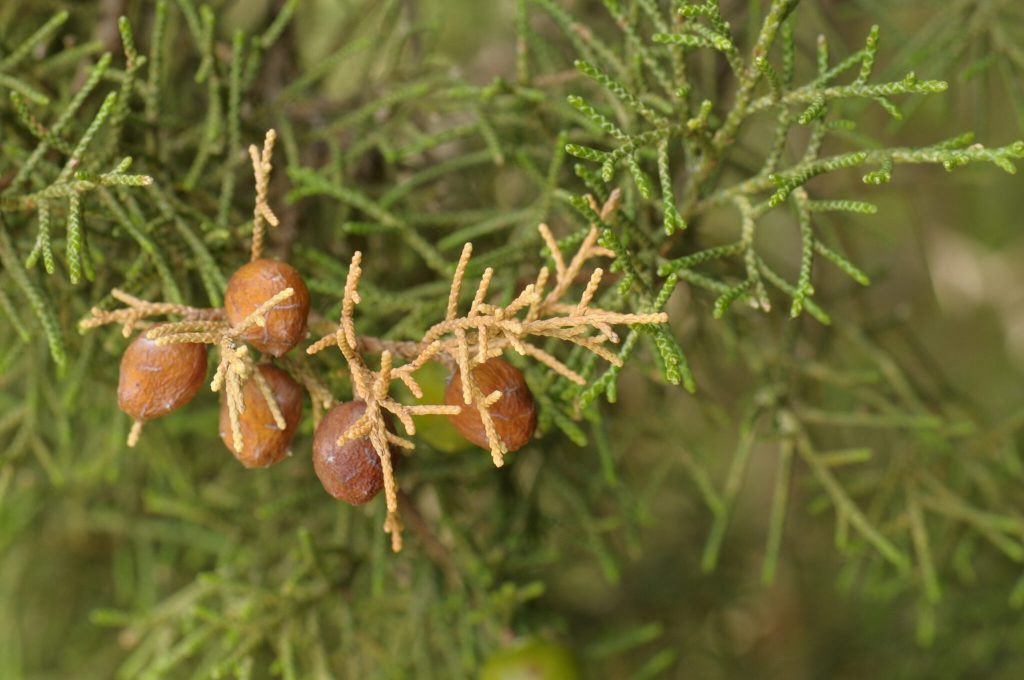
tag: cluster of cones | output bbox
[81,131,669,551]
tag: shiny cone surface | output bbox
[445,357,537,452]
[218,364,303,468]
[118,330,208,422]
[313,401,394,505]
[224,258,310,356]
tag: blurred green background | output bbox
[2,1,1024,678]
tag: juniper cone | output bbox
[445,357,537,452]
[218,363,304,468]
[224,258,311,357]
[312,400,392,506]
[117,328,207,429]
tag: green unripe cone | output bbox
[479,639,582,680]
[405,361,475,453]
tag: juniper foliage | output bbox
[2,1,1024,678]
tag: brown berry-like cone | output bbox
[313,401,397,505]
[118,329,208,422]
[218,364,303,469]
[445,357,537,452]
[224,258,310,356]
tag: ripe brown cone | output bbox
[313,401,397,505]
[118,329,208,422]
[218,364,304,468]
[445,357,536,452]
[224,258,310,356]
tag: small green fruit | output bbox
[409,361,475,453]
[479,638,582,680]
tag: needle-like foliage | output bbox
[3,1,1024,676]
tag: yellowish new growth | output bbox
[249,129,280,262]
[84,129,295,449]
[79,289,225,337]
[281,355,336,428]
[127,420,144,448]
[309,255,459,552]
[308,191,669,551]
[80,286,296,450]
[151,287,295,452]
[83,166,671,554]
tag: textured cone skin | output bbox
[118,330,208,422]
[445,358,537,452]
[218,364,303,469]
[313,401,396,505]
[224,258,310,356]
